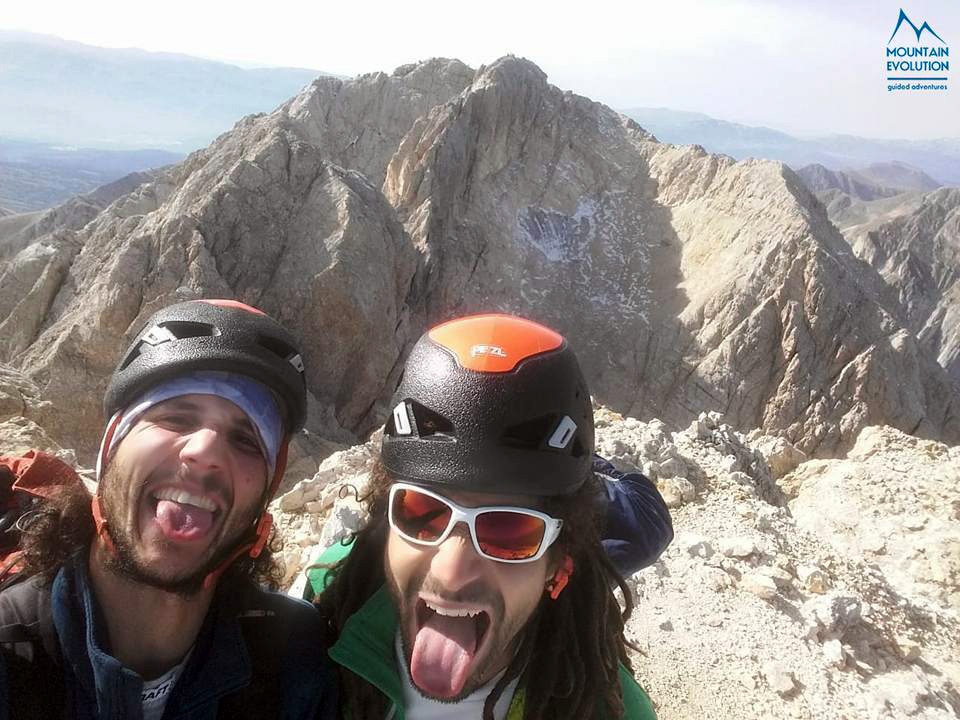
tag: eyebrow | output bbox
[232,416,258,436]
[161,398,201,412]
[151,399,258,435]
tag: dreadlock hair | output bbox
[314,457,636,720]
[16,483,285,590]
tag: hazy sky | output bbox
[6,0,958,139]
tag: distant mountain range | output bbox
[3,33,957,215]
[623,108,960,186]
[0,31,326,151]
[795,162,940,202]
[0,138,182,211]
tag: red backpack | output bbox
[0,450,85,584]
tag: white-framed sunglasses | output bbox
[387,482,563,563]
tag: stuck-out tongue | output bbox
[410,612,478,698]
[155,500,214,541]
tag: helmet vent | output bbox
[547,415,577,449]
[501,415,556,451]
[409,401,455,441]
[161,321,219,340]
[392,402,412,435]
[116,321,218,371]
[258,336,304,375]
[116,347,140,372]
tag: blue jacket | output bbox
[0,553,337,719]
[594,456,674,577]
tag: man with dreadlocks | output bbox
[310,314,665,719]
[0,300,337,719]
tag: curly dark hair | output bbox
[16,483,285,590]
[314,459,635,720]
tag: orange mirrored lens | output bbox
[392,488,452,542]
[476,511,545,560]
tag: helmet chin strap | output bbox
[92,436,290,592]
[90,412,124,554]
[200,438,290,590]
[91,496,117,554]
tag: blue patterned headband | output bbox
[96,370,284,482]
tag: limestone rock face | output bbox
[0,363,70,461]
[0,210,44,249]
[0,363,46,423]
[843,188,960,382]
[0,232,82,360]
[809,189,927,233]
[285,59,474,189]
[651,158,955,457]
[383,57,958,456]
[785,425,960,609]
[1,55,958,463]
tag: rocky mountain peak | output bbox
[0,55,956,465]
[856,160,941,192]
[283,57,474,189]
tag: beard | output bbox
[103,523,243,597]
[97,463,257,597]
[385,560,531,702]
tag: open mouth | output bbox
[410,597,492,699]
[148,488,221,541]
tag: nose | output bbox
[428,523,485,594]
[178,427,227,472]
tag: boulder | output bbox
[740,572,778,600]
[719,537,759,558]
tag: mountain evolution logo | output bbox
[885,8,950,93]
[888,8,946,44]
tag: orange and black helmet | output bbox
[105,299,307,432]
[382,314,594,496]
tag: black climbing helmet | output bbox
[381,314,594,496]
[104,299,307,432]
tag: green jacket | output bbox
[307,541,656,720]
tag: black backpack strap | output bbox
[0,575,60,660]
[0,575,65,718]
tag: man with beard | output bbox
[0,300,336,719]
[311,314,663,719]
